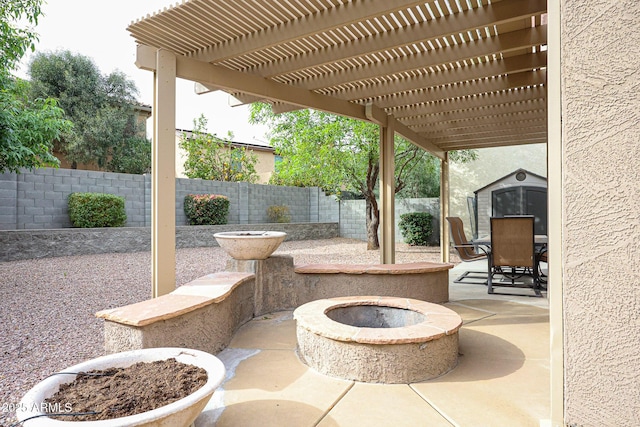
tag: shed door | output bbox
[492,186,547,235]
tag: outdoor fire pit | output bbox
[294,296,463,383]
[213,231,286,260]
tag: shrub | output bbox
[399,212,433,246]
[267,205,291,223]
[67,193,127,228]
[184,194,230,225]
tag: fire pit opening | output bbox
[326,305,427,328]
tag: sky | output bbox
[16,0,269,145]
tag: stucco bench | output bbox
[96,272,255,354]
[293,261,453,304]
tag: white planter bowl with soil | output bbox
[214,231,287,260]
[16,347,225,427]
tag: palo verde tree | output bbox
[250,103,467,250]
[180,114,259,183]
[0,0,71,173]
[27,50,150,173]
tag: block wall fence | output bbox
[0,168,439,242]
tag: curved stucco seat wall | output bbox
[98,255,453,355]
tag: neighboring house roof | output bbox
[177,129,275,153]
[474,168,547,194]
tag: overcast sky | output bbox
[16,0,269,144]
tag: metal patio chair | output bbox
[446,216,489,285]
[488,216,543,297]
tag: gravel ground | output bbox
[0,238,454,425]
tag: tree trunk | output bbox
[365,197,380,250]
[364,159,380,250]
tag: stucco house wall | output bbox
[561,1,640,425]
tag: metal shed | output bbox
[473,168,547,238]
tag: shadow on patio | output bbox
[195,260,550,427]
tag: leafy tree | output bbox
[251,104,426,249]
[108,136,151,174]
[0,0,41,71]
[27,50,150,173]
[180,114,259,183]
[250,103,476,249]
[397,149,477,198]
[0,0,72,173]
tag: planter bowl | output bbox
[214,231,287,260]
[16,347,225,427]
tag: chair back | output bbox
[446,216,479,261]
[490,216,535,268]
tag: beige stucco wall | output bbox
[449,144,547,237]
[561,1,640,425]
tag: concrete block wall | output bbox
[340,197,440,244]
[1,168,343,230]
[0,169,147,230]
[1,168,439,245]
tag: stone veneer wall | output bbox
[561,1,640,425]
[0,223,339,262]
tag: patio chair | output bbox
[488,216,542,297]
[446,216,489,285]
[536,248,548,288]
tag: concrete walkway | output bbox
[195,261,550,427]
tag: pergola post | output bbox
[151,49,177,298]
[379,116,395,264]
[440,152,450,263]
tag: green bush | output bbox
[184,194,230,225]
[67,193,127,228]
[267,205,291,223]
[399,212,433,246]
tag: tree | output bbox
[180,114,259,183]
[251,104,434,249]
[0,0,72,173]
[0,0,41,71]
[397,150,478,198]
[251,103,477,249]
[27,50,150,173]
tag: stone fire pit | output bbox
[294,296,463,383]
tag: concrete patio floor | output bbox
[195,260,550,427]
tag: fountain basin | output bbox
[213,231,286,260]
[294,296,463,383]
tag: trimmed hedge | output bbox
[184,194,230,225]
[68,193,127,228]
[399,212,433,246]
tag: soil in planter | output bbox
[44,358,208,422]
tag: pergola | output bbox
[127,0,548,296]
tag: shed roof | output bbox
[474,167,547,193]
[127,0,547,157]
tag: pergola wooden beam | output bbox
[299,26,546,91]
[410,109,547,131]
[247,0,546,78]
[421,118,547,137]
[331,51,547,102]
[392,86,546,119]
[138,44,444,160]
[373,70,546,110]
[193,0,430,63]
